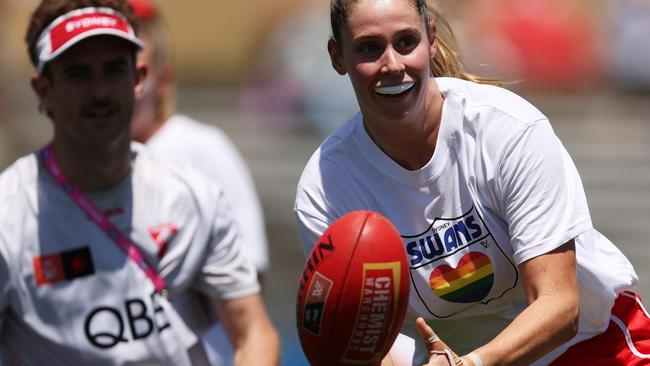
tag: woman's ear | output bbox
[328,38,347,76]
[429,20,438,59]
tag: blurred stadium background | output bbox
[0,0,648,364]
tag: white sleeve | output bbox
[193,191,261,300]
[0,233,11,329]
[497,120,592,264]
[191,132,270,273]
[294,161,345,258]
[294,154,365,258]
[294,208,330,257]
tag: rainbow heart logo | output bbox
[429,252,494,303]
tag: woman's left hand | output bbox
[416,317,466,366]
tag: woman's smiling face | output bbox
[328,0,436,123]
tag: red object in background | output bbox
[484,0,602,90]
[296,211,410,366]
[127,0,157,20]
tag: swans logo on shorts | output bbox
[403,206,518,318]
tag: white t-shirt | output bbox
[0,143,260,365]
[294,77,638,365]
[146,115,269,366]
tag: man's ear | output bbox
[328,38,347,76]
[134,62,148,98]
[31,74,53,117]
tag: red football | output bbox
[296,210,410,366]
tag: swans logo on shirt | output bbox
[404,206,518,318]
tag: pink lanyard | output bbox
[40,143,167,295]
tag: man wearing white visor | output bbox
[0,1,280,365]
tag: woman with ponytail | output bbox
[294,0,648,365]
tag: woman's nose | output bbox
[380,47,404,75]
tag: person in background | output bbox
[127,2,272,363]
[0,0,280,364]
[128,0,270,278]
[127,1,270,278]
[294,0,648,365]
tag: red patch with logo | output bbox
[149,222,178,259]
[33,246,95,286]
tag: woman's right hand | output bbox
[415,317,467,366]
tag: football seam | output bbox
[326,210,372,365]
